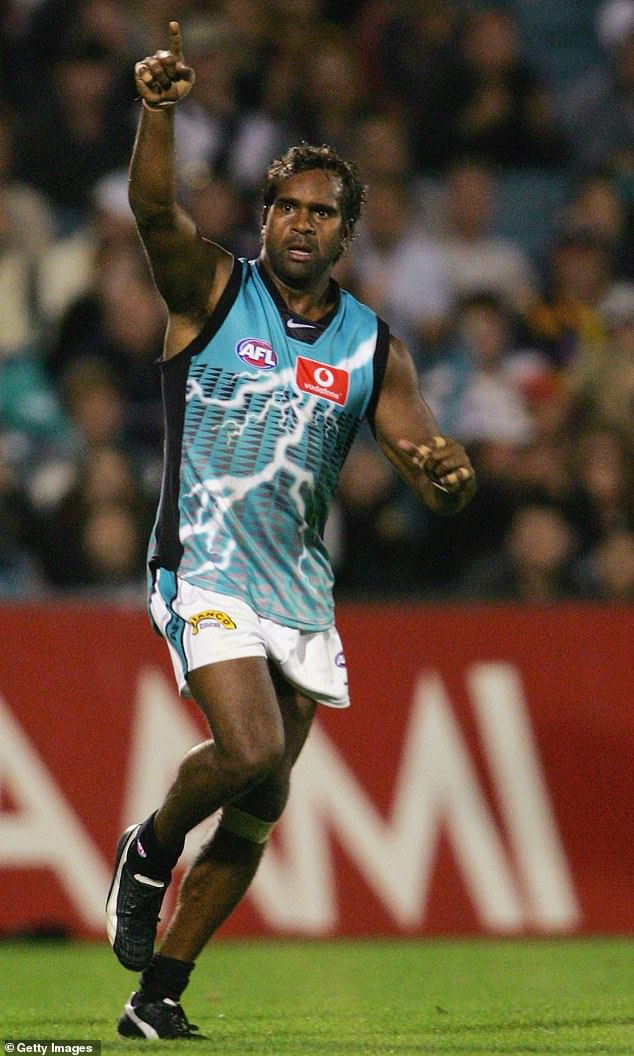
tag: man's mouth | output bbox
[286,243,313,261]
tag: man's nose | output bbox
[292,208,314,231]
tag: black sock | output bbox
[138,953,195,1004]
[126,813,183,881]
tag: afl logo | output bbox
[236,338,278,369]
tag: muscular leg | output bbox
[115,657,315,1013]
[158,680,316,962]
[152,655,286,856]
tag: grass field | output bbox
[2,938,633,1054]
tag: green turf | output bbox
[1,938,633,1053]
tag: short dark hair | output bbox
[262,143,367,235]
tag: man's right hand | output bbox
[135,21,195,109]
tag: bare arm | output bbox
[373,334,476,515]
[130,22,233,352]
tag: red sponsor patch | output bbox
[296,356,349,405]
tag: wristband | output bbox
[142,98,176,111]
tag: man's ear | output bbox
[339,222,352,254]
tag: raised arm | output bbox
[373,334,476,515]
[130,22,233,349]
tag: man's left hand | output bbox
[398,434,475,497]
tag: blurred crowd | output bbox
[1,0,634,604]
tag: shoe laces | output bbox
[136,996,202,1039]
[164,1001,200,1039]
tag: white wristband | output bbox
[142,98,176,111]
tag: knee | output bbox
[224,726,286,788]
[236,767,292,822]
[181,723,285,796]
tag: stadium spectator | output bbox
[414,294,555,593]
[435,158,536,314]
[0,103,56,355]
[62,357,125,447]
[560,0,634,172]
[76,500,147,600]
[0,441,46,597]
[258,0,323,135]
[458,501,580,602]
[217,0,274,106]
[39,167,139,328]
[508,373,573,507]
[17,0,138,92]
[0,349,73,483]
[450,7,567,170]
[181,169,259,260]
[572,529,634,601]
[524,227,617,369]
[45,231,165,457]
[373,0,464,173]
[290,27,374,157]
[14,29,134,220]
[567,282,634,444]
[32,443,150,590]
[172,15,291,197]
[420,291,542,446]
[349,109,415,188]
[563,171,634,282]
[348,176,451,361]
[333,436,422,598]
[564,423,634,554]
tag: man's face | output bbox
[262,169,348,288]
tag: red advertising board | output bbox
[0,601,632,939]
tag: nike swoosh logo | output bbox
[287,319,317,330]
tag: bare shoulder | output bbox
[376,332,420,411]
[162,242,236,359]
[199,239,235,313]
[388,332,409,361]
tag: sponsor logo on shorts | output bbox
[335,651,347,668]
[188,610,237,634]
[296,356,349,405]
[236,338,278,369]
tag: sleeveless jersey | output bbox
[150,258,389,630]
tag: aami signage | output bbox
[0,603,632,938]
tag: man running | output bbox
[106,21,475,1040]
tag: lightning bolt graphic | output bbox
[181,335,376,588]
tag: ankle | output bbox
[138,953,195,1004]
[128,814,183,881]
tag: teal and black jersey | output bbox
[150,258,389,630]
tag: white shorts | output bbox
[149,569,350,708]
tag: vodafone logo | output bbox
[236,338,278,369]
[296,355,349,405]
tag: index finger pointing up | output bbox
[168,20,183,59]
